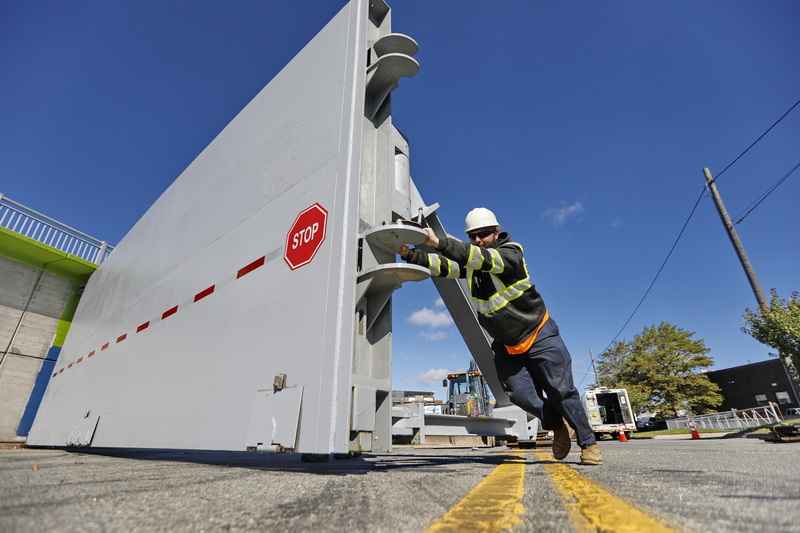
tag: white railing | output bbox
[0,193,113,264]
[668,403,782,431]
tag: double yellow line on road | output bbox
[426,451,676,532]
[535,451,675,532]
[426,454,526,532]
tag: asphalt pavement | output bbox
[1,435,798,532]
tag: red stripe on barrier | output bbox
[194,285,215,302]
[237,256,265,278]
[52,254,274,375]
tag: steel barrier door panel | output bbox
[28,1,367,453]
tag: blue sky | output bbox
[2,1,798,398]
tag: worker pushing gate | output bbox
[27,0,527,456]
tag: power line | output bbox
[580,99,800,387]
[604,189,706,353]
[579,188,706,390]
[731,161,800,225]
[711,98,800,184]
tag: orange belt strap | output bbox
[504,310,550,355]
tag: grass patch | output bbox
[629,427,726,439]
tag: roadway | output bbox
[1,435,798,532]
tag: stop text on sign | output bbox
[292,222,319,250]
[284,203,328,270]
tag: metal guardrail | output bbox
[667,403,782,431]
[0,193,113,265]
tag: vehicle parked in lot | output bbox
[637,417,668,431]
[785,407,800,419]
[584,387,636,439]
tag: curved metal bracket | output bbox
[365,33,419,119]
[373,33,418,58]
[362,223,427,254]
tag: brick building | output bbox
[705,359,799,414]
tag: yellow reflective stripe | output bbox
[428,254,460,279]
[473,276,532,314]
[506,242,524,254]
[486,248,504,274]
[428,254,442,276]
[467,246,504,273]
[466,245,484,270]
[470,245,531,314]
[443,258,460,278]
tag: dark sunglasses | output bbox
[468,229,495,240]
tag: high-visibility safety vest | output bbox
[423,241,532,311]
[406,236,547,350]
[466,243,532,315]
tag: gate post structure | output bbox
[351,6,427,451]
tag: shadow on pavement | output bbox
[28,446,538,476]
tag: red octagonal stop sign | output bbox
[284,203,328,270]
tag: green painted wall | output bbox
[0,226,98,286]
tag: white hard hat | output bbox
[464,207,502,233]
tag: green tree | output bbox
[593,342,651,414]
[742,289,800,361]
[742,288,800,393]
[595,322,722,417]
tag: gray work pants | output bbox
[492,318,597,448]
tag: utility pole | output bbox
[703,168,767,307]
[703,167,800,402]
[590,349,600,387]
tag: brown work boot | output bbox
[580,444,603,465]
[552,421,571,460]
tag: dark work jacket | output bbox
[403,232,546,346]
